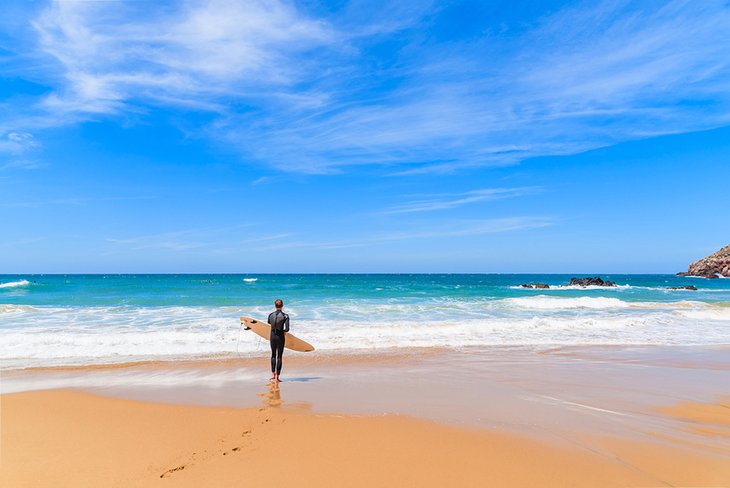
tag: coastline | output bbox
[2,344,729,487]
[3,273,730,486]
[2,389,729,488]
[4,273,730,371]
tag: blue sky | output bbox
[1,0,729,273]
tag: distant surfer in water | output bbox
[267,299,289,382]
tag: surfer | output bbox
[267,299,289,382]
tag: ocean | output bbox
[1,274,729,370]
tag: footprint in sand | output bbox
[160,465,186,478]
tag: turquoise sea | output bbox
[1,274,729,369]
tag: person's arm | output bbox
[267,312,274,326]
[284,314,290,332]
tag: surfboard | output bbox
[239,316,315,352]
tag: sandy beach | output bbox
[2,346,729,487]
[3,0,730,483]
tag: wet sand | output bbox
[3,389,730,488]
[2,345,730,486]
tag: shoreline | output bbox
[2,388,729,487]
[4,344,730,435]
[4,341,730,374]
[4,273,730,372]
[3,344,729,486]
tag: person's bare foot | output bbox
[270,374,276,381]
[275,375,281,383]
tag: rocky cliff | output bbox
[678,244,730,279]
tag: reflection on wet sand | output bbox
[258,381,282,408]
[3,346,727,452]
[256,379,316,412]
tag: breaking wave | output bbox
[0,280,30,289]
[1,297,729,369]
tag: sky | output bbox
[1,0,729,273]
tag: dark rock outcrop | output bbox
[520,283,550,289]
[568,276,616,287]
[668,285,698,290]
[677,245,730,279]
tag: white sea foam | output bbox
[1,299,729,370]
[0,304,38,313]
[510,284,632,291]
[0,280,30,289]
[243,278,258,282]
[673,307,730,320]
[510,284,730,293]
[503,296,629,310]
[0,367,265,394]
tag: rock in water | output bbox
[668,285,698,290]
[568,276,617,287]
[677,245,730,279]
[520,283,550,289]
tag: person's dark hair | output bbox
[274,299,284,309]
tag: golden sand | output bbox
[2,389,730,487]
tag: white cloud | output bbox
[102,224,269,253]
[251,176,273,186]
[0,195,156,208]
[0,131,38,154]
[380,187,542,214]
[31,0,337,116]
[0,131,42,169]
[0,159,45,171]
[259,216,553,250]
[372,217,554,242]
[8,0,730,173]
[207,0,730,173]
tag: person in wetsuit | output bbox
[267,299,289,382]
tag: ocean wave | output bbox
[506,298,726,313]
[510,284,730,293]
[553,284,632,290]
[1,312,726,370]
[0,297,720,321]
[243,278,258,282]
[0,304,39,313]
[0,280,30,289]
[503,296,630,310]
[1,300,730,369]
[510,284,632,291]
[673,307,730,320]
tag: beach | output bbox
[5,0,730,484]
[3,346,730,487]
[2,274,730,486]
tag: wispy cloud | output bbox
[5,0,730,173]
[372,217,554,242]
[0,237,46,249]
[380,187,542,214]
[102,224,278,253]
[0,159,45,171]
[261,216,553,251]
[0,131,42,169]
[0,195,156,208]
[203,0,730,173]
[251,176,273,186]
[0,131,37,152]
[105,229,210,252]
[105,236,206,252]
[29,0,337,119]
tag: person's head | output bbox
[274,299,284,309]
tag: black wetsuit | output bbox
[267,310,289,375]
